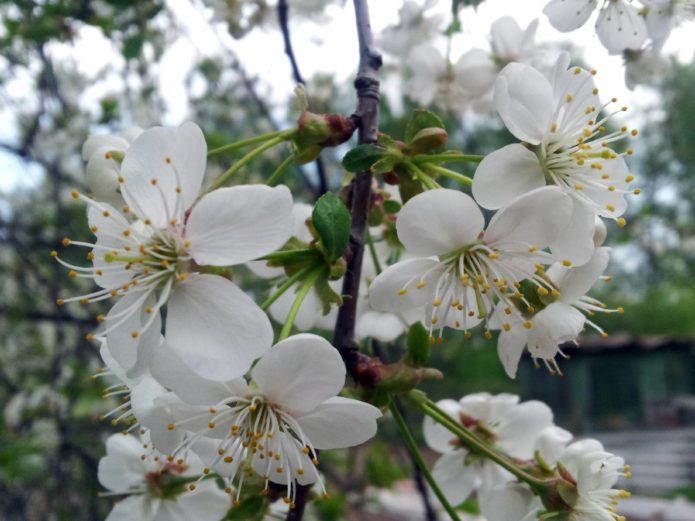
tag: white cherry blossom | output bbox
[98,433,230,521]
[55,122,294,380]
[423,393,554,504]
[643,0,695,49]
[492,247,622,377]
[379,0,445,58]
[148,334,381,507]
[544,0,648,54]
[369,187,572,341]
[473,53,638,265]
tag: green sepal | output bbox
[383,199,402,214]
[312,193,351,262]
[315,274,343,315]
[397,169,424,204]
[405,322,430,367]
[404,109,445,142]
[342,144,386,172]
[403,127,448,156]
[221,494,267,520]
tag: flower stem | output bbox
[266,154,297,186]
[408,162,440,191]
[277,266,324,341]
[389,401,463,521]
[365,227,382,276]
[208,135,289,191]
[207,129,295,157]
[411,393,549,491]
[412,153,484,164]
[423,164,473,187]
[260,264,317,311]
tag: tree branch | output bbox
[332,0,382,381]
[286,2,382,519]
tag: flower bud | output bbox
[403,127,448,156]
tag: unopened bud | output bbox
[403,127,448,156]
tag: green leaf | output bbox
[312,193,351,262]
[406,322,430,366]
[371,155,398,174]
[342,144,386,172]
[405,109,445,142]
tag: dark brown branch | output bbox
[332,0,382,380]
[287,2,381,519]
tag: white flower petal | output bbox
[432,451,477,505]
[130,374,168,424]
[252,334,345,415]
[105,495,152,521]
[494,63,555,144]
[497,326,529,379]
[187,184,293,266]
[355,310,406,342]
[150,340,249,406]
[104,291,160,374]
[480,483,540,521]
[166,274,272,381]
[369,258,445,313]
[596,1,648,54]
[557,246,610,302]
[535,425,573,464]
[120,122,206,227]
[178,480,232,520]
[296,396,381,449]
[485,186,572,250]
[423,399,461,453]
[497,400,554,457]
[549,197,597,266]
[85,146,127,208]
[472,144,546,210]
[397,189,485,256]
[527,302,585,360]
[82,134,130,161]
[543,0,597,32]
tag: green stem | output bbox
[408,162,440,191]
[266,154,297,187]
[389,402,463,521]
[424,164,473,187]
[208,135,289,191]
[256,249,319,262]
[412,394,548,491]
[277,267,324,341]
[365,227,382,276]
[207,129,295,157]
[412,153,484,164]
[260,264,317,311]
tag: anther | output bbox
[131,331,139,338]
[70,190,79,199]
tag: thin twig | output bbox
[278,0,305,85]
[276,0,329,196]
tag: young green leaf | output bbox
[312,193,351,262]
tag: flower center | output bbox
[166,393,326,508]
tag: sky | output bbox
[1,0,694,192]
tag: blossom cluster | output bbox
[424,393,631,521]
[368,52,633,377]
[57,123,382,518]
[544,0,694,88]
